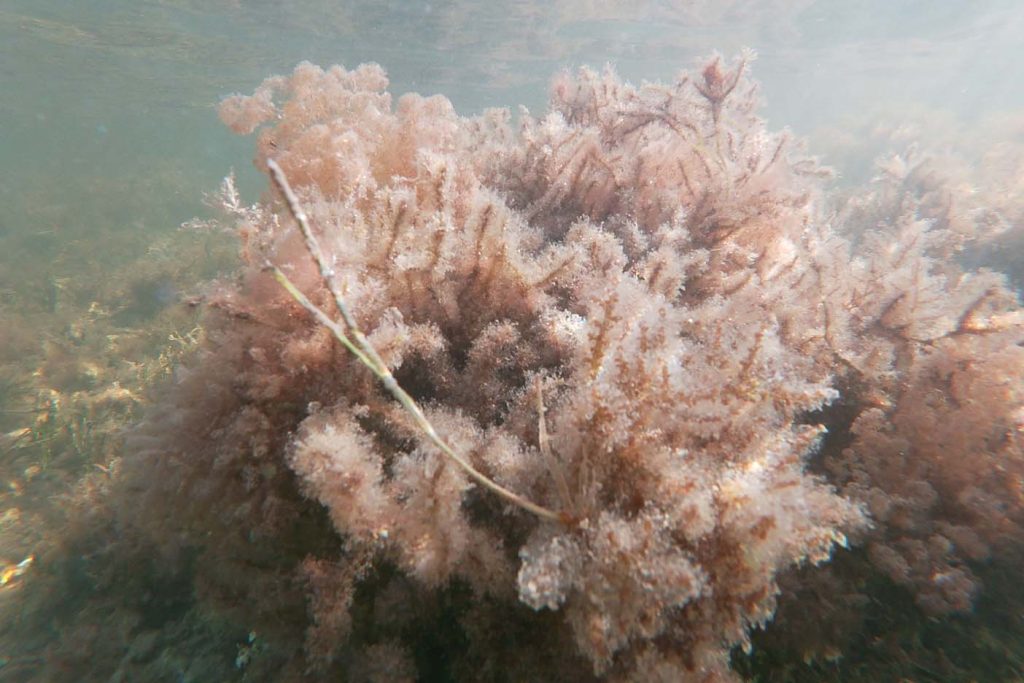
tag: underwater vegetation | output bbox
[2,53,1023,682]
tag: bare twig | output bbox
[265,158,561,522]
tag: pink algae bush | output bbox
[819,152,1024,617]
[121,54,1024,681]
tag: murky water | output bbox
[1,2,1022,681]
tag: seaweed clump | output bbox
[112,54,1022,682]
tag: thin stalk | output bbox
[265,159,560,522]
[535,377,574,513]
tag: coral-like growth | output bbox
[116,55,1024,681]
[822,153,1024,617]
